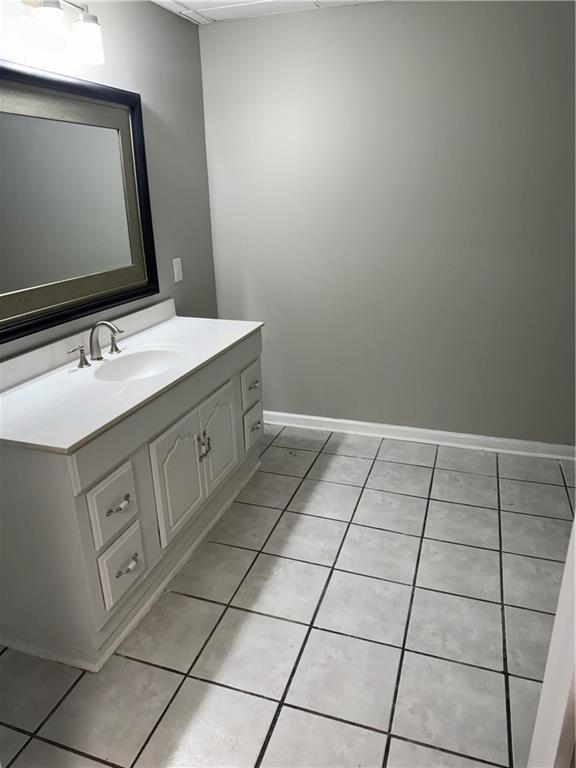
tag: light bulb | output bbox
[73,12,104,65]
[33,0,65,29]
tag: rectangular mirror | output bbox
[0,61,159,343]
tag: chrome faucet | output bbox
[89,320,123,360]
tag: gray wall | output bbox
[200,1,575,445]
[1,1,216,359]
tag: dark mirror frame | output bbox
[0,61,159,344]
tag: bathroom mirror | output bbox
[0,61,159,343]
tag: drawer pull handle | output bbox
[116,553,139,578]
[106,494,131,516]
[248,379,260,391]
[251,420,262,432]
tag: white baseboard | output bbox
[264,410,574,460]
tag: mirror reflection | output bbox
[0,112,132,295]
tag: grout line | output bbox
[187,674,279,703]
[253,436,384,767]
[27,736,124,768]
[263,425,285,444]
[6,670,88,768]
[311,627,506,676]
[0,722,32,738]
[497,475,570,489]
[211,509,571,560]
[269,441,329,454]
[4,733,31,768]
[118,610,547,685]
[236,477,361,496]
[163,589,230,607]
[322,450,382,461]
[497,454,515,768]
[559,461,575,520]
[0,718,124,768]
[388,734,509,768]
[499,506,574,524]
[496,600,556,617]
[283,702,388,735]
[381,444,439,768]
[499,550,566,565]
[33,671,86,734]
[128,428,335,768]
[506,671,547,685]
[213,603,310,628]
[235,479,574,522]
[5,426,564,768]
[169,545,559,615]
[268,511,567,563]
[115,651,188,676]
[265,443,324,455]
[253,469,359,487]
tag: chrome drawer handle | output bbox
[116,553,139,578]
[106,493,131,517]
[248,379,260,391]
[251,420,262,432]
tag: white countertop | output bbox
[0,314,263,454]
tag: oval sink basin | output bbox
[94,349,182,382]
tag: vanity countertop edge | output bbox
[0,302,264,455]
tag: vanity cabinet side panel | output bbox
[0,445,96,658]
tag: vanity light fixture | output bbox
[72,10,104,65]
[21,0,105,65]
[30,0,65,29]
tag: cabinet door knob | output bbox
[203,430,212,454]
[248,379,260,391]
[106,494,131,516]
[198,433,212,461]
[115,553,139,578]
[251,420,262,432]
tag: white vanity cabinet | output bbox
[199,380,239,495]
[150,380,239,548]
[0,304,264,671]
[150,405,209,549]
[87,460,139,551]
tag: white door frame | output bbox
[528,529,575,768]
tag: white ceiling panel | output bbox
[182,0,290,7]
[194,0,317,22]
[153,0,538,26]
[151,0,378,25]
[317,0,387,4]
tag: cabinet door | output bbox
[149,407,206,548]
[200,380,239,496]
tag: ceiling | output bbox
[151,0,389,25]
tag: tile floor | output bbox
[0,424,573,768]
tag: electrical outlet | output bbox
[173,258,183,282]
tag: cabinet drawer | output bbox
[97,521,145,611]
[243,400,263,452]
[87,461,138,550]
[240,359,262,411]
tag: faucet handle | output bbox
[67,344,91,369]
[109,328,124,355]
